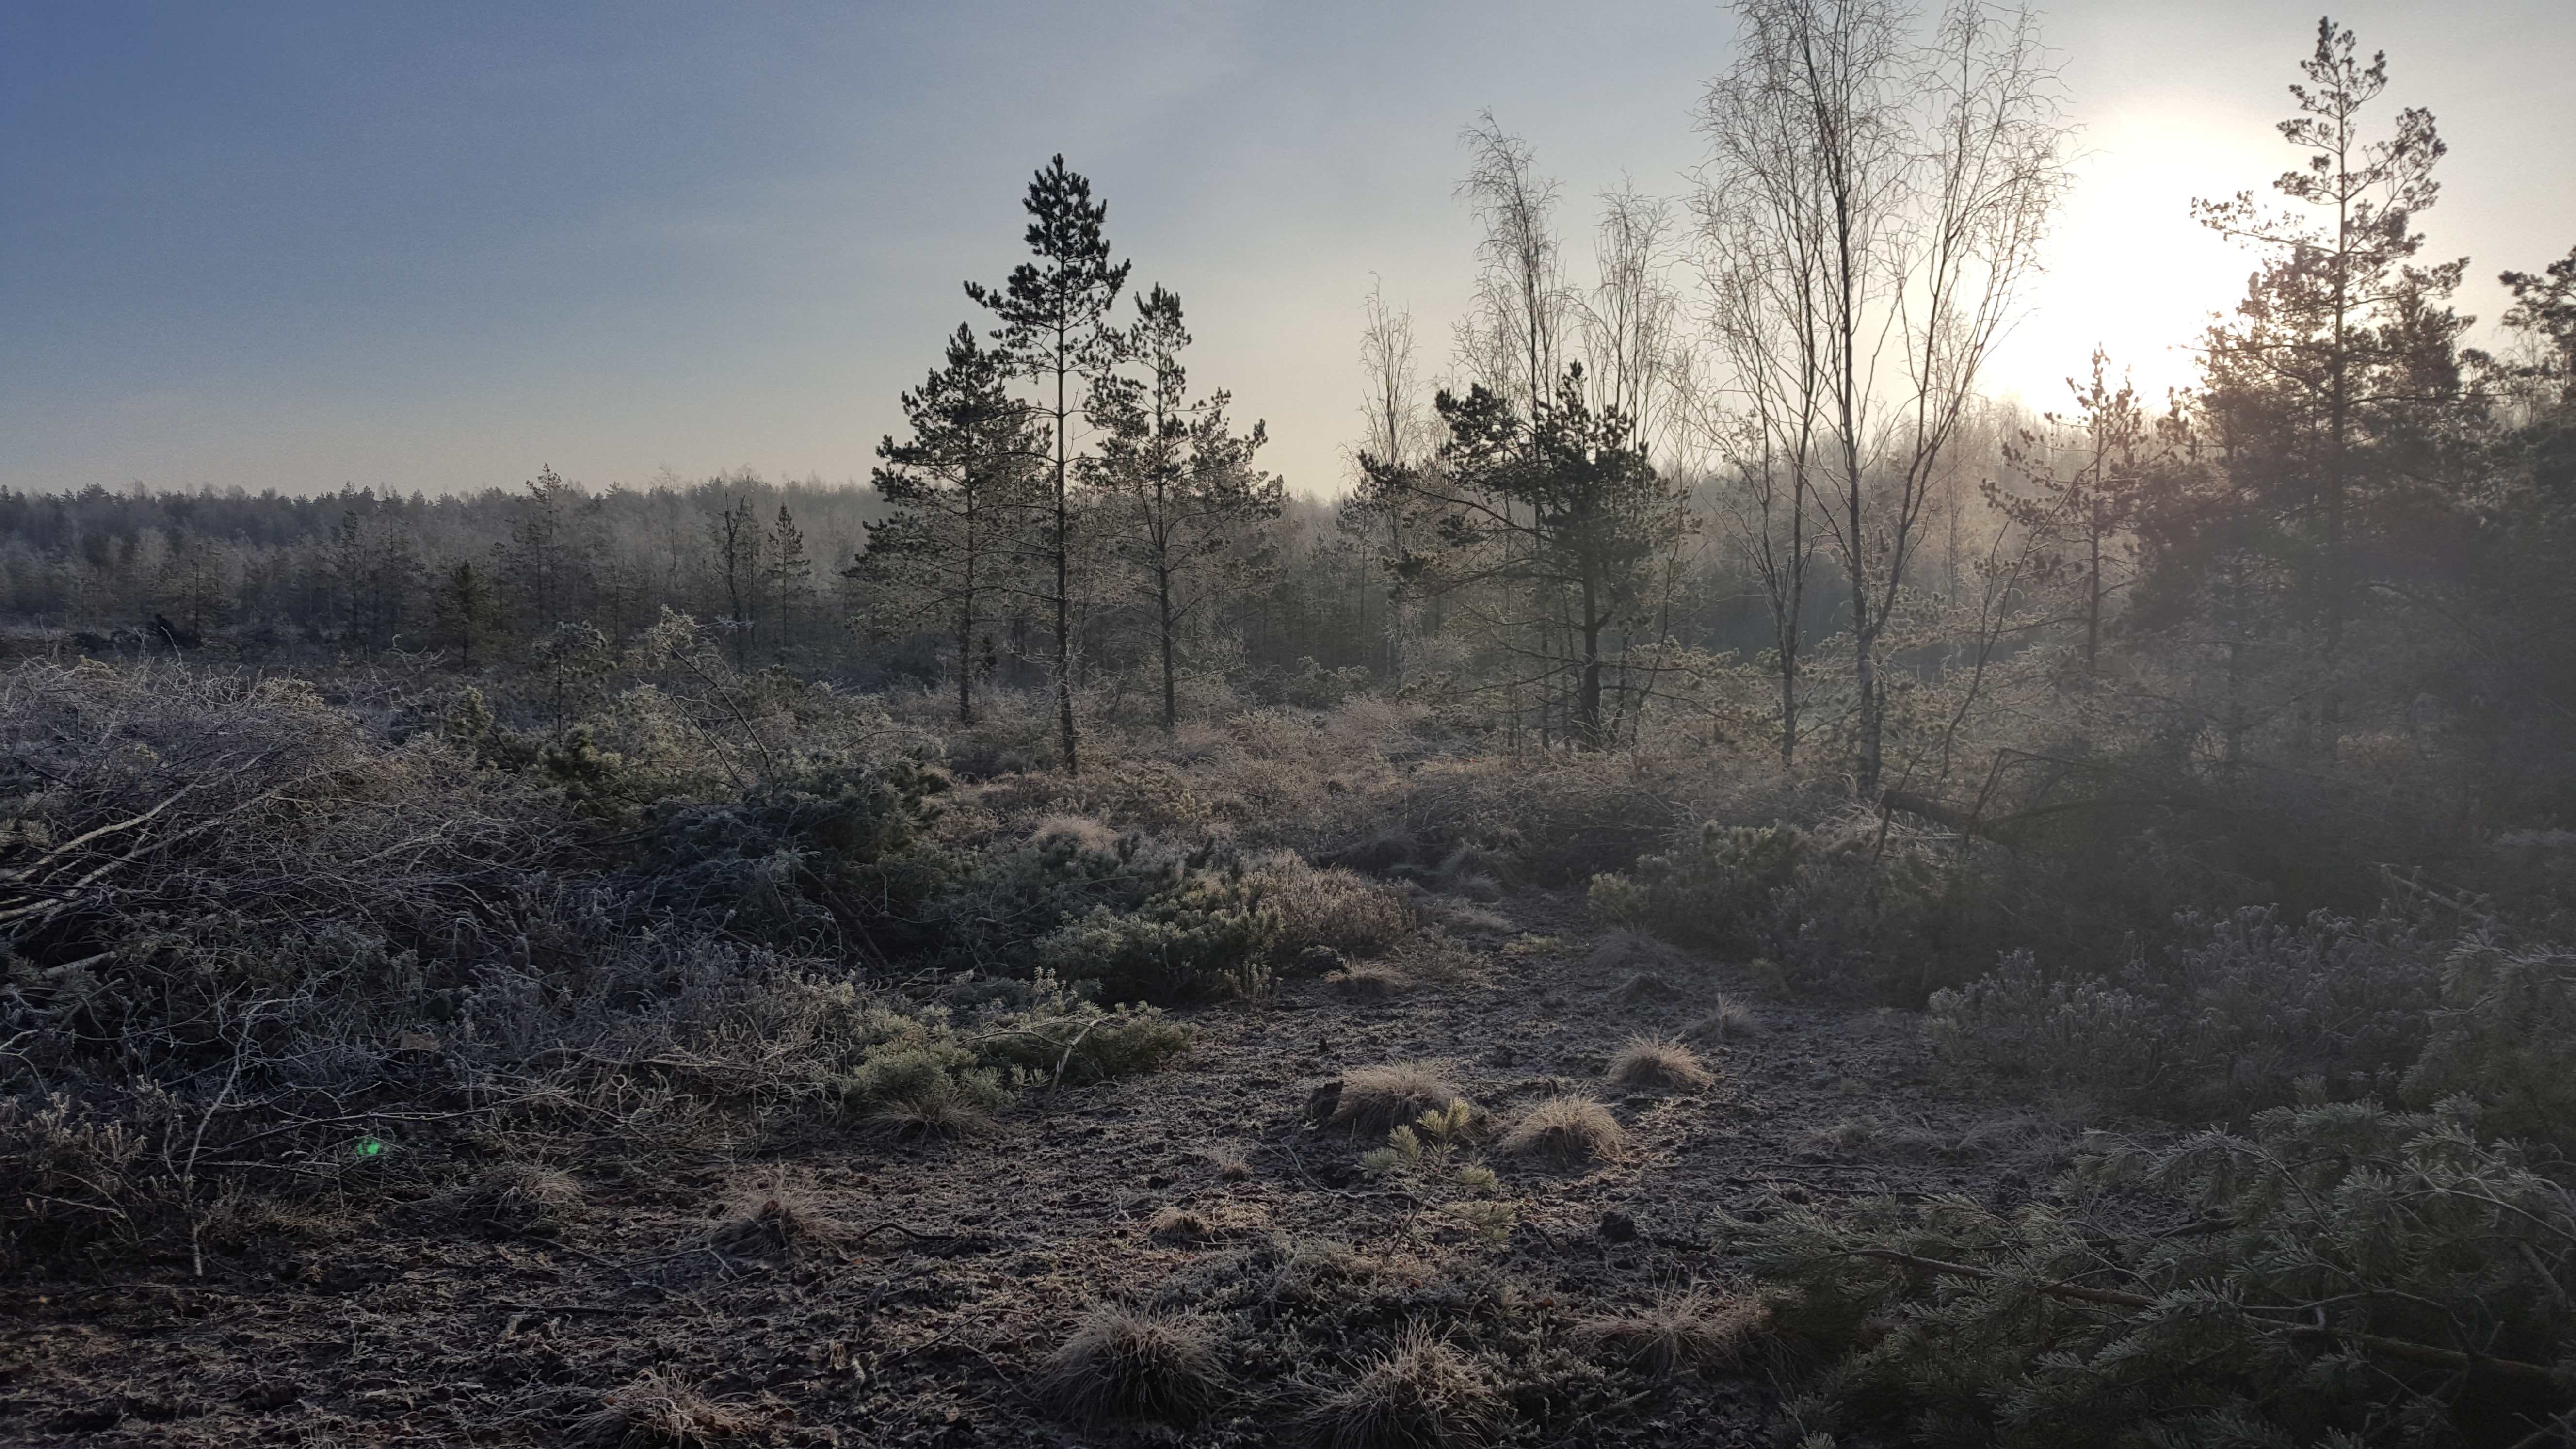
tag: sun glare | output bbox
[1986,109,2276,414]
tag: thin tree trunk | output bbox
[1158,566,1177,734]
[1053,343,1079,774]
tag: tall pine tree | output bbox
[966,156,1132,773]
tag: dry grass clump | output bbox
[1805,1117,1879,1153]
[1573,1288,1770,1378]
[1149,1206,1216,1243]
[1605,1037,1715,1091]
[448,1162,584,1235]
[1327,1062,1474,1135]
[1414,896,1512,937]
[707,1176,854,1263]
[1274,1239,1392,1302]
[873,1076,995,1139]
[1682,995,1764,1042]
[577,1369,748,1447]
[1256,854,1419,964]
[1211,1146,1254,1182]
[1305,1325,1504,1449]
[1499,1096,1625,1162]
[1040,1306,1229,1427]
[1329,964,1413,998]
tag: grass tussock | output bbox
[1682,995,1764,1043]
[1148,1205,1216,1243]
[1574,1288,1770,1378]
[1305,1325,1504,1449]
[1605,1037,1715,1091]
[1587,927,1683,975]
[577,1369,748,1447]
[707,1176,854,1263]
[451,1162,584,1236]
[1275,1239,1400,1303]
[1329,964,1413,998]
[1499,1096,1625,1162]
[1040,1305,1229,1427]
[1328,1062,1474,1135]
[872,1074,997,1139]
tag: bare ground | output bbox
[0,887,2077,1447]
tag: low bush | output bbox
[929,829,1280,1003]
[1927,906,2444,1119]
[1588,817,1997,1000]
[1252,853,1418,966]
[1744,1100,2576,1448]
[2400,940,2576,1155]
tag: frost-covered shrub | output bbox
[975,985,1191,1085]
[2401,941,2576,1154]
[930,830,1279,1001]
[1589,818,1983,998]
[1035,871,1277,1002]
[1247,853,1417,968]
[1929,907,2444,1118]
[621,760,952,956]
[1745,1100,2576,1449]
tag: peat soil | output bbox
[0,888,2079,1447]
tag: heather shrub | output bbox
[1928,906,2444,1118]
[1250,853,1417,967]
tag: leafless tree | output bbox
[1340,280,1434,685]
[1694,0,2067,794]
[1577,182,1689,456]
[1455,112,1570,417]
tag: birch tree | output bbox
[1695,0,2066,794]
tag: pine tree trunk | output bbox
[1052,356,1079,775]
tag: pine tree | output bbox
[2191,17,2473,748]
[967,155,1133,774]
[860,324,1040,724]
[497,466,592,641]
[433,561,497,669]
[766,504,814,662]
[1984,350,2160,676]
[1090,285,1283,732]
[1400,366,1693,748]
[710,495,760,671]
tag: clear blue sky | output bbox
[5,1,2570,502]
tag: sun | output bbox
[1984,107,2278,415]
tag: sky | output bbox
[4,1,2572,506]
